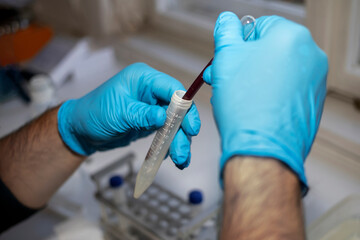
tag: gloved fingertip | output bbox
[128,62,148,70]
[151,72,185,103]
[148,106,166,129]
[214,11,244,44]
[170,130,191,168]
[176,163,186,170]
[203,66,212,85]
[216,11,239,27]
[191,118,201,136]
[176,154,191,170]
[188,104,201,136]
[182,105,201,136]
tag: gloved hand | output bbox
[58,63,201,169]
[203,12,328,192]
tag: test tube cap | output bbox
[109,175,124,188]
[189,190,203,205]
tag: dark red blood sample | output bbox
[182,58,213,100]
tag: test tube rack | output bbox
[91,152,221,240]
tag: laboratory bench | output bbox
[0,33,359,239]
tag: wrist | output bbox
[221,156,305,240]
[220,132,308,195]
[224,156,301,189]
[57,100,95,156]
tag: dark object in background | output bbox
[0,65,40,103]
[354,98,360,112]
[281,0,305,3]
[0,0,34,8]
[0,7,53,66]
[0,67,17,102]
[0,7,31,37]
[0,178,40,233]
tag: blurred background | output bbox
[0,0,359,239]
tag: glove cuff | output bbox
[219,133,308,196]
[57,100,95,156]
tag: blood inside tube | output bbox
[182,58,213,100]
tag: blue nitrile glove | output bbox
[58,63,201,169]
[203,12,328,193]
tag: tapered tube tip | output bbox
[133,172,152,199]
[133,188,142,199]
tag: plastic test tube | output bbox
[134,90,193,198]
[109,175,127,205]
[189,190,203,218]
[109,175,129,231]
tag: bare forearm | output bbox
[221,157,305,240]
[0,107,84,208]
